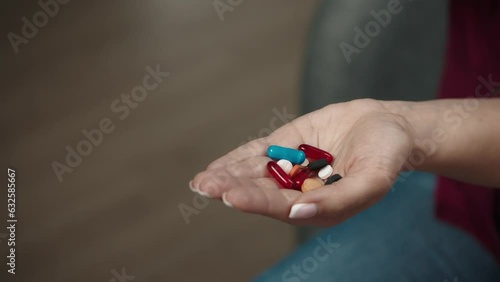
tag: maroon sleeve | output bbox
[435,0,500,261]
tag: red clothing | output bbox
[436,0,500,261]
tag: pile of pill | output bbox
[266,144,342,192]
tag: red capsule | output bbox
[292,168,314,188]
[298,144,334,163]
[267,161,295,189]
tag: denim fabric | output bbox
[253,172,500,282]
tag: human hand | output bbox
[190,99,416,226]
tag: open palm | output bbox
[191,99,414,226]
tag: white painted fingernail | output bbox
[188,180,197,192]
[289,203,318,219]
[222,192,233,208]
[197,189,213,198]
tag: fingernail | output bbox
[222,192,233,208]
[197,181,217,198]
[188,180,197,192]
[197,189,213,198]
[289,203,318,219]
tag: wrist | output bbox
[383,100,442,171]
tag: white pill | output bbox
[301,158,309,167]
[318,165,333,180]
[277,159,293,174]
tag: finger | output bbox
[206,123,307,171]
[222,185,302,221]
[288,170,390,223]
[191,169,248,198]
[192,156,271,194]
[195,156,271,186]
[192,162,280,199]
[224,156,271,178]
[206,137,271,171]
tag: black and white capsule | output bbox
[307,158,328,170]
[325,174,342,185]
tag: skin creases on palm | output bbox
[191,99,414,226]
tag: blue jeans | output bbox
[253,172,500,282]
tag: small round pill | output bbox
[277,159,293,174]
[301,178,323,193]
[318,165,333,180]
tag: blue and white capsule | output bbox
[267,145,306,164]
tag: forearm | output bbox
[387,98,500,187]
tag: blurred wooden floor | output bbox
[1,1,318,281]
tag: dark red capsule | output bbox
[298,144,334,164]
[267,161,295,189]
[292,168,314,188]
